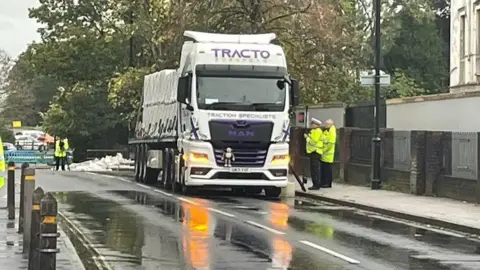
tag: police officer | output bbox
[54,136,69,171]
[321,119,336,188]
[304,118,323,190]
[0,136,5,202]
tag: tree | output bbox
[0,49,13,107]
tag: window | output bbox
[196,76,286,112]
[460,14,466,84]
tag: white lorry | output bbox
[129,30,300,197]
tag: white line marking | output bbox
[136,183,153,190]
[208,208,235,217]
[154,189,172,197]
[245,221,285,235]
[59,212,114,270]
[178,197,199,205]
[117,177,131,183]
[300,240,360,264]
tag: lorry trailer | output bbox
[129,30,300,197]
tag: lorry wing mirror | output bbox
[276,80,285,90]
[290,78,300,106]
[177,75,191,104]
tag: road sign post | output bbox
[360,67,390,190]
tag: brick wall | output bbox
[289,127,480,203]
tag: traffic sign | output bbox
[360,70,391,86]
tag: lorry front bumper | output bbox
[182,140,289,188]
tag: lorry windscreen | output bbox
[196,76,286,112]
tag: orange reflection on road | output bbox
[271,236,292,268]
[181,201,210,270]
[268,202,289,230]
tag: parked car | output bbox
[14,135,46,151]
[2,142,16,151]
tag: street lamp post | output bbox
[371,0,382,190]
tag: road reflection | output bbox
[267,202,292,269]
[181,199,211,270]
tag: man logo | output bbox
[228,130,254,137]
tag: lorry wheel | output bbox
[141,144,148,183]
[265,187,281,198]
[138,145,145,183]
[182,185,196,195]
[163,149,172,190]
[144,168,160,185]
[134,146,140,182]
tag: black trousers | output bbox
[321,161,333,187]
[309,152,322,187]
[55,156,66,171]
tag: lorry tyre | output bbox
[139,145,145,183]
[265,187,281,198]
[134,146,140,182]
[164,149,172,190]
[144,168,160,185]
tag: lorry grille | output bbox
[213,145,268,167]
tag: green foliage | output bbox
[0,0,451,160]
[0,123,15,143]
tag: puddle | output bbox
[56,190,352,270]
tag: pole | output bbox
[371,0,382,190]
[129,9,134,67]
[23,167,36,253]
[39,192,59,270]
[28,187,44,270]
[7,161,15,220]
[19,162,29,233]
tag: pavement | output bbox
[22,169,480,269]
[294,178,480,235]
[0,170,84,269]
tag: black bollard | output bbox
[28,187,44,270]
[7,161,15,220]
[18,163,29,233]
[38,193,59,270]
[22,168,36,254]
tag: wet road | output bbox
[37,170,480,269]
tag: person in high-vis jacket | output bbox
[321,119,336,188]
[54,137,69,171]
[0,136,5,201]
[304,118,323,190]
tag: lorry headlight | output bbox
[184,152,209,163]
[271,154,290,164]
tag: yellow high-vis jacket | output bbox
[0,136,5,188]
[305,128,323,155]
[321,125,336,163]
[55,138,70,157]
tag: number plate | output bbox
[229,167,250,173]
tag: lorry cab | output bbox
[131,31,300,198]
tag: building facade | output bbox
[450,0,480,92]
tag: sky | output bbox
[0,0,41,57]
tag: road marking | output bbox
[245,221,285,235]
[178,197,199,205]
[117,177,131,183]
[136,183,153,190]
[300,240,360,264]
[208,207,235,217]
[59,212,114,270]
[154,189,172,197]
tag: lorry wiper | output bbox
[205,102,241,109]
